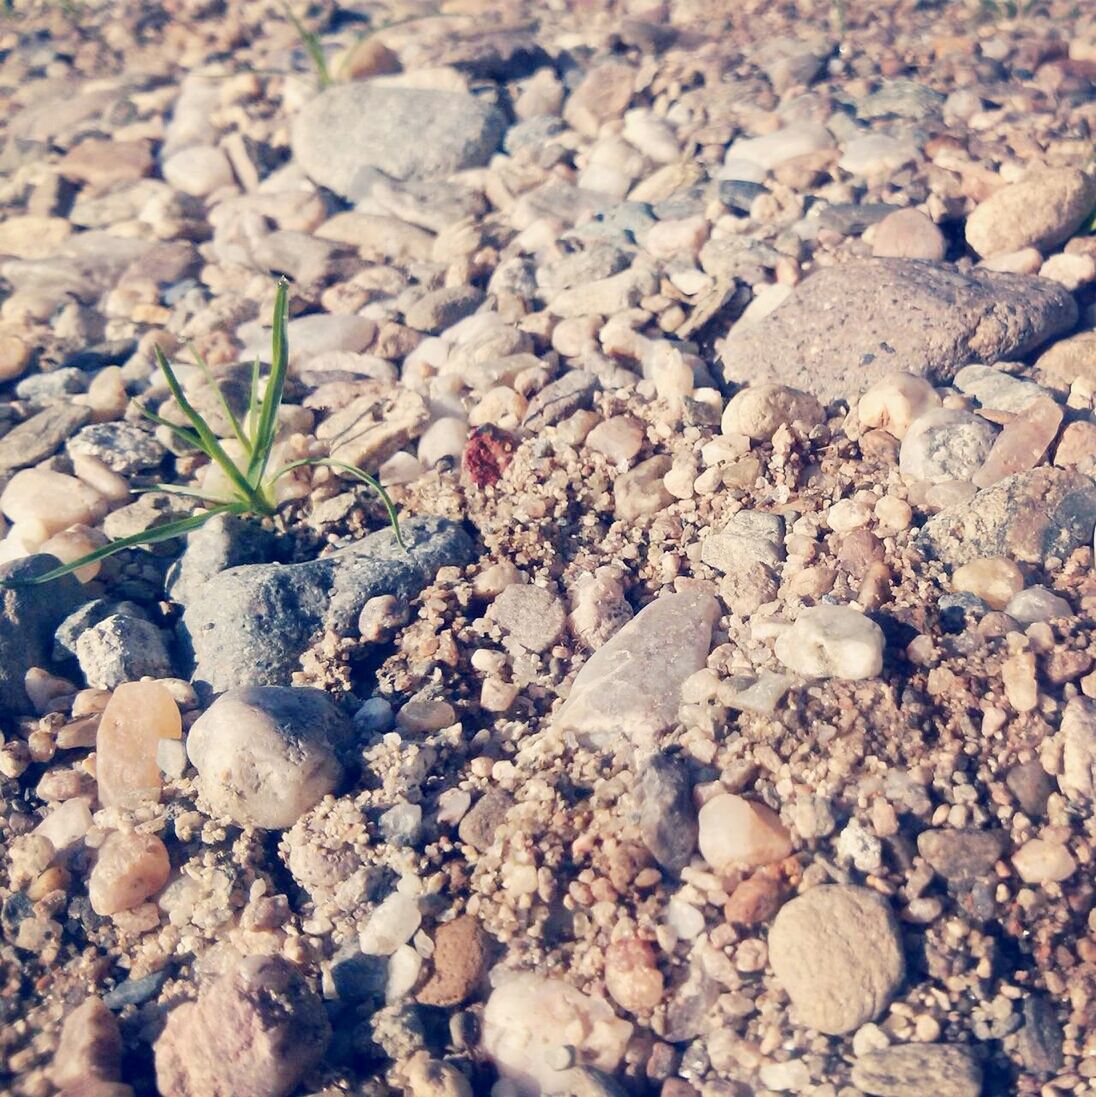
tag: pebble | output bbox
[916,828,1009,886]
[870,208,947,261]
[775,605,885,681]
[586,415,645,464]
[857,373,940,439]
[417,916,486,1006]
[360,891,422,956]
[1059,698,1096,802]
[637,753,697,875]
[768,885,905,1034]
[488,582,567,653]
[154,955,331,1097]
[162,145,235,197]
[702,510,785,573]
[48,997,124,1092]
[187,686,352,829]
[77,614,173,690]
[1012,839,1076,884]
[965,168,1096,257]
[88,831,171,916]
[96,681,182,810]
[697,793,792,874]
[899,409,998,484]
[554,590,720,750]
[951,557,1024,610]
[971,396,1063,489]
[721,383,824,441]
[722,122,834,176]
[851,1044,982,1097]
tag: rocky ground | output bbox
[0,0,1095,1094]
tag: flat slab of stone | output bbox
[178,516,474,692]
[292,85,506,200]
[553,589,720,751]
[717,258,1077,403]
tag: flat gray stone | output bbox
[0,404,91,475]
[851,1044,982,1097]
[718,259,1077,403]
[553,590,720,751]
[178,516,474,691]
[292,85,506,200]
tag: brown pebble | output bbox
[417,916,488,1007]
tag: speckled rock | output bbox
[851,1043,982,1097]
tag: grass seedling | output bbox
[6,280,404,587]
[282,0,333,88]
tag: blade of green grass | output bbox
[246,280,290,490]
[270,456,405,549]
[188,342,252,455]
[136,403,204,451]
[3,507,238,587]
[246,356,263,442]
[154,346,268,512]
[133,483,238,506]
[282,1,332,87]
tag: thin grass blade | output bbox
[133,483,238,506]
[136,403,205,451]
[246,280,290,489]
[282,1,332,87]
[270,456,406,550]
[246,356,262,443]
[154,346,263,509]
[188,342,251,455]
[1,507,237,587]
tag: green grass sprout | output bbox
[6,279,404,587]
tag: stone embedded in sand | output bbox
[768,884,905,1035]
[899,408,998,484]
[972,396,1063,489]
[775,605,885,681]
[360,891,421,956]
[852,1044,982,1097]
[488,583,567,653]
[154,955,331,1097]
[698,793,793,874]
[95,681,182,810]
[857,373,941,440]
[35,796,93,851]
[1012,839,1076,885]
[721,383,824,442]
[553,590,720,751]
[482,973,633,1096]
[951,557,1024,610]
[88,830,171,916]
[604,938,664,1013]
[417,915,487,1007]
[186,686,352,829]
[48,997,124,1091]
[1060,698,1096,803]
[0,468,106,537]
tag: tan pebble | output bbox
[0,469,106,538]
[96,681,182,809]
[88,830,170,916]
[858,373,941,440]
[1012,838,1076,884]
[48,997,123,1090]
[0,335,30,382]
[40,524,110,583]
[952,557,1025,610]
[417,916,487,1007]
[604,937,664,1012]
[698,793,793,874]
[1002,651,1038,713]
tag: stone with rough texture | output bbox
[416,915,487,1006]
[488,583,567,653]
[76,614,173,690]
[186,687,352,829]
[916,828,1009,886]
[88,831,171,916]
[0,405,92,475]
[966,169,1096,258]
[1060,698,1096,803]
[49,998,124,1091]
[154,955,331,1097]
[851,1044,982,1097]
[179,517,473,691]
[899,409,998,484]
[917,468,1096,566]
[637,753,697,874]
[554,591,720,750]
[721,383,823,441]
[718,259,1077,402]
[482,974,633,1096]
[775,606,885,680]
[768,885,905,1034]
[1036,331,1096,393]
[96,681,182,810]
[972,397,1063,488]
[0,555,82,715]
[292,85,506,200]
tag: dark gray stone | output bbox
[916,828,1009,887]
[457,789,514,853]
[522,371,599,430]
[76,613,173,689]
[178,516,474,691]
[1018,994,1065,1075]
[0,404,90,474]
[0,554,83,715]
[637,753,697,875]
[718,258,1078,402]
[165,512,278,606]
[54,598,149,663]
[1006,760,1053,818]
[67,421,165,475]
[102,969,170,1010]
[851,1044,982,1097]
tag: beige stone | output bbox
[698,793,792,873]
[88,830,171,915]
[96,681,182,809]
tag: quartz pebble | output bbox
[1060,698,1096,803]
[48,997,124,1092]
[88,830,171,916]
[96,681,182,810]
[697,793,792,874]
[900,409,997,484]
[870,208,947,261]
[1012,839,1076,884]
[488,583,567,653]
[604,938,664,1013]
[360,891,422,956]
[721,383,824,442]
[0,469,106,538]
[951,557,1024,610]
[775,606,885,681]
[858,374,940,440]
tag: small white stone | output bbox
[418,417,468,469]
[361,892,422,956]
[857,373,940,440]
[698,793,793,873]
[386,945,423,1002]
[775,605,885,681]
[1012,839,1076,885]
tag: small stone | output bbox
[405,286,484,335]
[569,566,633,651]
[88,830,170,916]
[839,134,919,176]
[916,829,1009,886]
[554,590,720,751]
[775,605,885,681]
[49,998,123,1090]
[417,916,486,1006]
[0,215,72,260]
[723,121,834,175]
[396,698,456,733]
[96,681,182,810]
[482,974,633,1095]
[1040,252,1096,291]
[972,397,1063,489]
[419,417,469,469]
[58,138,152,187]
[0,466,103,532]
[702,510,785,573]
[458,789,514,852]
[857,374,941,440]
[162,145,235,197]
[360,891,421,956]
[1002,651,1038,713]
[0,335,30,381]
[1036,331,1096,393]
[721,383,824,442]
[966,168,1096,257]
[488,583,567,653]
[871,208,946,261]
[1017,995,1065,1076]
[614,455,673,520]
[637,752,697,875]
[1012,839,1076,884]
[1054,421,1096,468]
[1006,760,1053,817]
[851,1043,982,1097]
[153,955,331,1097]
[951,557,1024,610]
[587,416,645,464]
[563,61,636,137]
[77,615,173,690]
[605,938,664,1013]
[698,793,792,874]
[187,686,352,829]
[900,409,997,484]
[768,885,905,1035]
[1059,698,1096,802]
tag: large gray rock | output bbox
[292,85,506,200]
[166,513,279,606]
[187,686,352,829]
[553,590,720,751]
[0,555,83,715]
[917,467,1096,567]
[178,516,474,691]
[718,259,1078,403]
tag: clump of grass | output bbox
[8,280,403,587]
